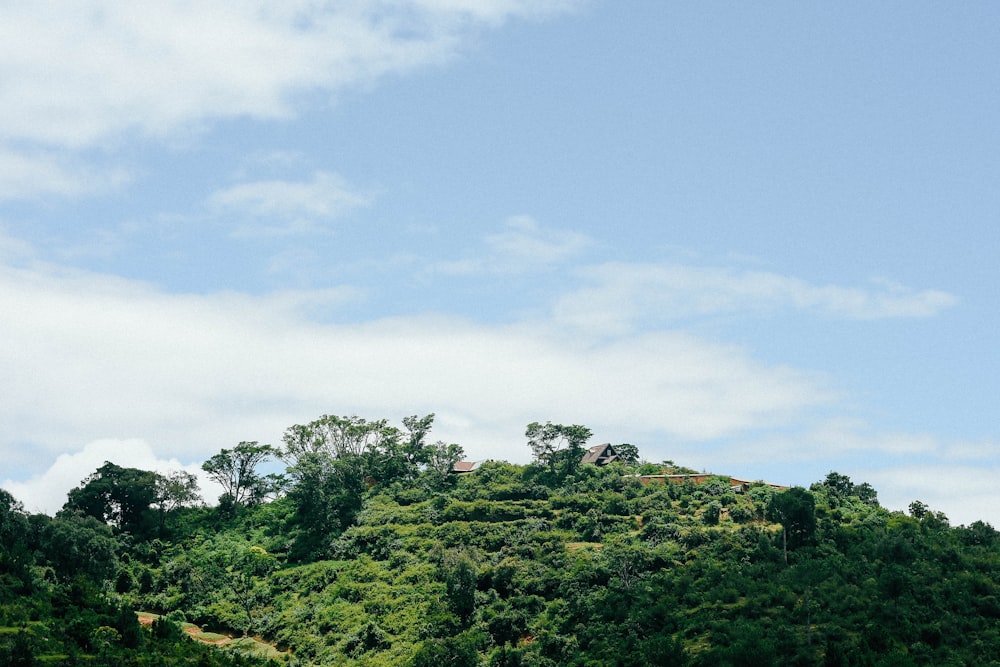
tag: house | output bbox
[581,443,619,466]
[450,460,484,474]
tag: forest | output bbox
[1,413,999,666]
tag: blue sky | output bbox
[2,1,998,526]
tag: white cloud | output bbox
[0,148,130,201]
[1,256,994,526]
[1,438,223,516]
[485,215,592,266]
[0,227,34,262]
[431,215,592,274]
[861,464,1000,528]
[0,257,827,503]
[209,171,372,236]
[665,421,1000,526]
[0,1,579,198]
[553,262,957,335]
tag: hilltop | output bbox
[1,414,999,665]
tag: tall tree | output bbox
[284,414,401,464]
[525,421,592,477]
[202,441,279,507]
[154,470,202,513]
[63,462,161,537]
[424,441,465,488]
[443,551,478,624]
[153,470,202,534]
[0,489,30,583]
[401,413,436,471]
[281,413,433,559]
[226,544,278,636]
[766,487,817,563]
[615,443,640,464]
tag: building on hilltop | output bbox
[581,443,619,466]
[450,460,484,474]
[634,473,788,492]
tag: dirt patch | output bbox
[135,613,232,646]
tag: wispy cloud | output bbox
[485,216,592,266]
[0,148,130,201]
[209,171,371,236]
[431,215,592,274]
[0,1,580,198]
[553,262,958,334]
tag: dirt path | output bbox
[136,612,232,646]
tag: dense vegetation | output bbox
[2,414,999,666]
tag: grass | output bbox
[226,636,285,659]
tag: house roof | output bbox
[581,443,619,465]
[450,460,483,473]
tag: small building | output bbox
[635,473,788,491]
[450,460,484,474]
[581,443,619,466]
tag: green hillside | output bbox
[2,415,998,665]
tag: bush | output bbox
[703,502,722,526]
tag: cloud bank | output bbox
[0,256,828,469]
[3,438,223,516]
[3,236,983,523]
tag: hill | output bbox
[1,415,999,665]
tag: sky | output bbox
[2,1,999,527]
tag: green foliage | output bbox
[767,487,817,556]
[38,513,118,583]
[202,441,281,508]
[3,423,1000,666]
[525,421,592,479]
[62,461,163,539]
[614,442,640,464]
[442,551,478,623]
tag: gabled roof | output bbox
[581,443,619,466]
[450,460,483,473]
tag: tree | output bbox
[766,487,816,563]
[201,442,279,507]
[424,441,465,488]
[908,500,929,520]
[285,451,366,561]
[0,489,30,584]
[282,414,401,466]
[154,470,201,513]
[816,471,878,506]
[525,421,592,478]
[153,470,201,535]
[444,551,478,624]
[226,545,277,636]
[63,462,161,538]
[615,443,640,464]
[411,631,482,667]
[281,413,435,560]
[820,471,855,499]
[39,513,118,582]
[402,413,436,472]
